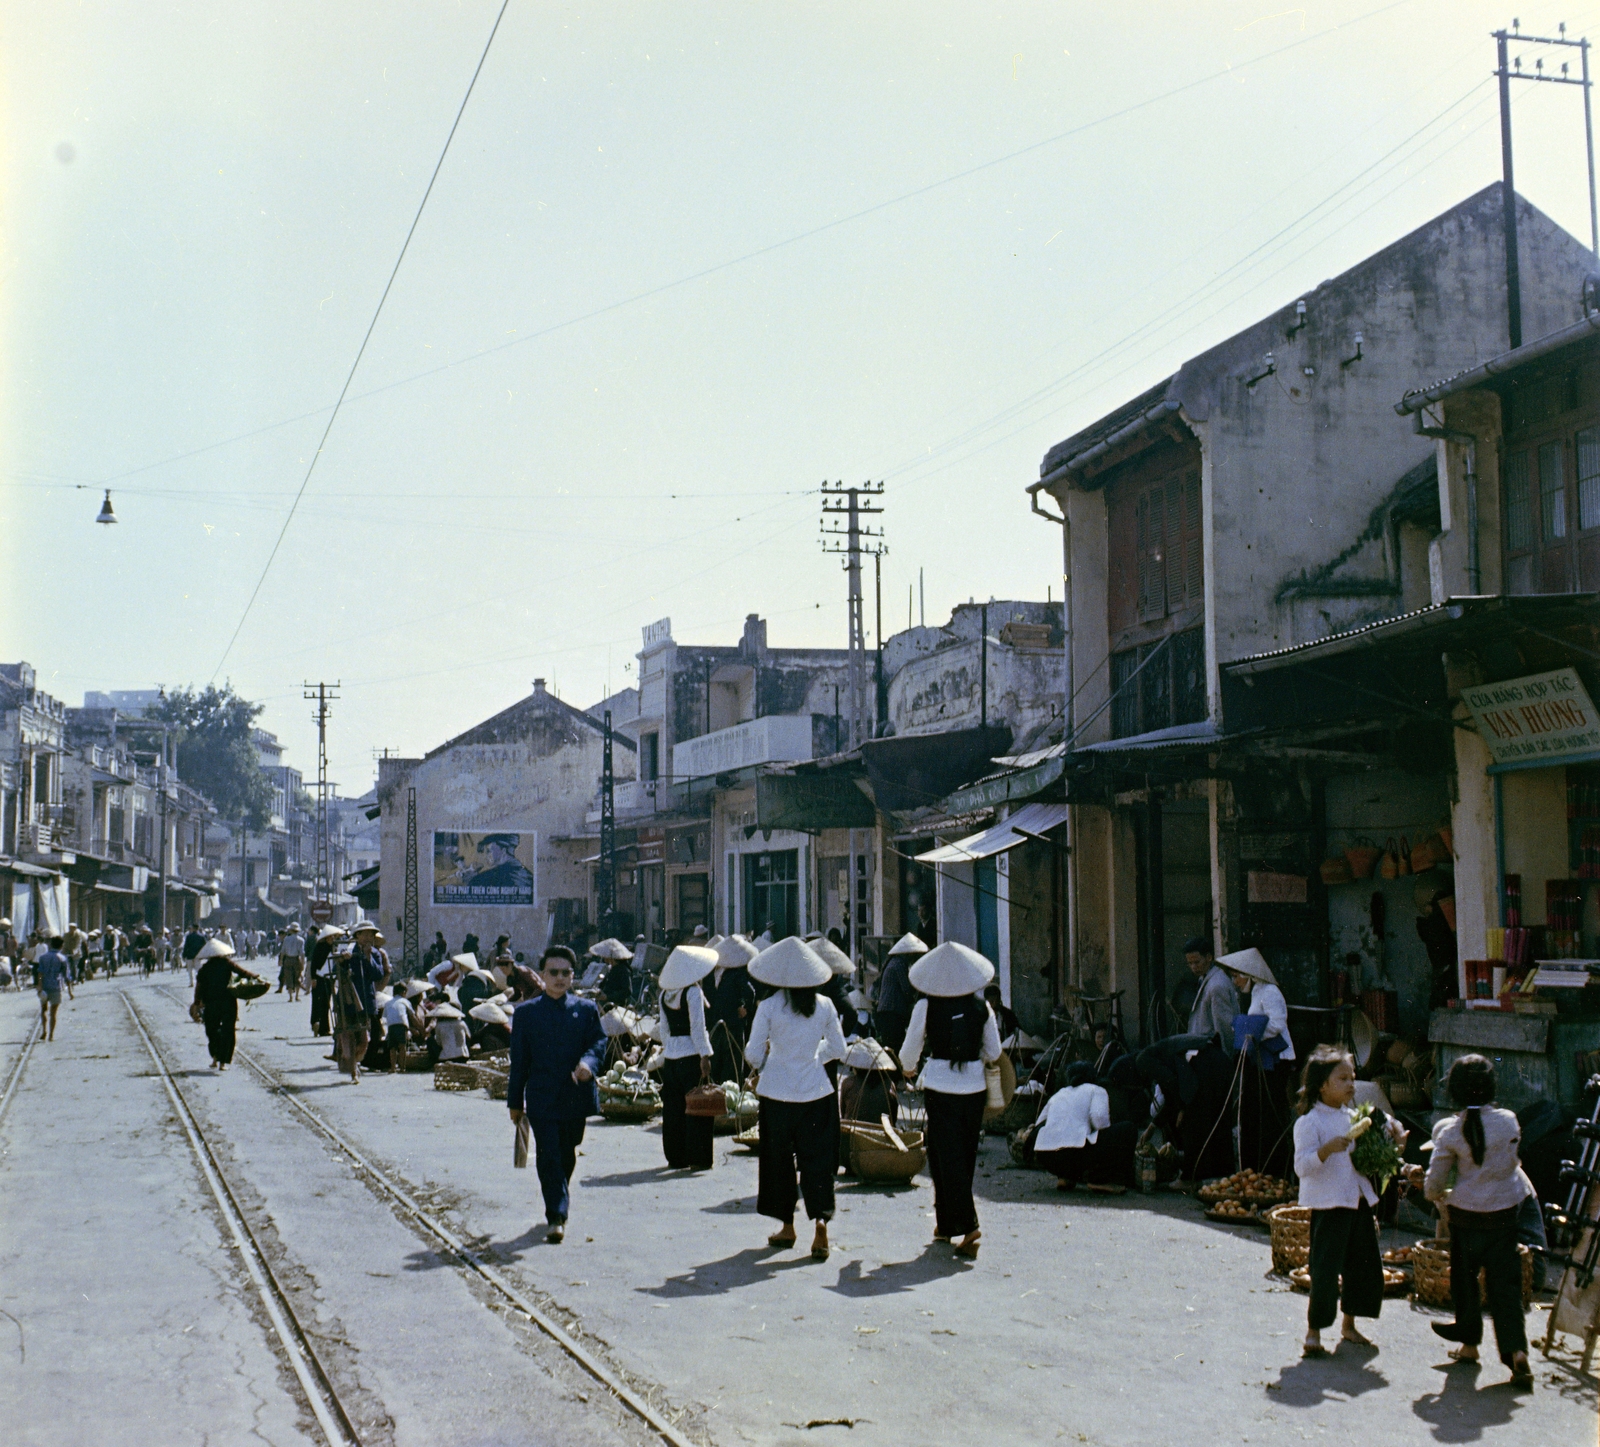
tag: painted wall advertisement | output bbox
[432,831,537,907]
[1461,667,1600,767]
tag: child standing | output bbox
[1423,1054,1535,1389]
[1292,1044,1404,1357]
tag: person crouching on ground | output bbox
[1032,1061,1139,1192]
[656,944,718,1171]
[899,942,1002,1258]
[745,937,848,1260]
[1424,1054,1535,1388]
[1292,1045,1405,1357]
[33,936,72,1041]
[506,946,606,1244]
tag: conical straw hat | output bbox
[886,931,930,958]
[588,937,633,961]
[807,936,855,976]
[715,935,759,969]
[908,940,994,997]
[469,1001,510,1027]
[843,1038,896,1071]
[659,944,719,989]
[195,938,235,961]
[1216,947,1276,986]
[748,936,830,988]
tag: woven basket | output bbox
[1410,1238,1534,1309]
[1266,1204,1313,1274]
[842,1121,925,1183]
[433,1061,482,1092]
[714,1103,759,1136]
[600,1096,661,1122]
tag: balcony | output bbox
[671,714,815,780]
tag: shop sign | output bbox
[1247,871,1308,904]
[1462,668,1600,766]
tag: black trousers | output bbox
[310,977,332,1036]
[757,1095,838,1223]
[707,1019,747,1085]
[1036,1120,1139,1188]
[1307,1202,1383,1330]
[924,1088,987,1238]
[203,1010,238,1066]
[1447,1206,1528,1365]
[876,1011,910,1057]
[660,1056,714,1170]
[529,1116,587,1223]
[1237,1057,1292,1177]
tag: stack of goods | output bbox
[598,1063,662,1120]
[1199,1169,1293,1222]
[1544,880,1585,957]
[434,1059,508,1094]
[713,1081,760,1135]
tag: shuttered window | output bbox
[1540,442,1568,542]
[1578,427,1600,531]
[1135,471,1203,623]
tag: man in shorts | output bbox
[34,936,71,1041]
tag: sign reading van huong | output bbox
[1461,667,1600,766]
[432,831,537,906]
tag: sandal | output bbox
[767,1230,796,1249]
[1508,1356,1533,1390]
[1301,1340,1329,1358]
[953,1231,982,1259]
[1447,1347,1480,1364]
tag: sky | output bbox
[5,0,1600,795]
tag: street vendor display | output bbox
[745,936,848,1261]
[597,1063,662,1120]
[901,941,1002,1257]
[656,944,718,1169]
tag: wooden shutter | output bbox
[1165,480,1185,613]
[1184,474,1204,603]
[1138,486,1167,621]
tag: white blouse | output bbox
[745,994,847,1102]
[1033,1083,1111,1152]
[661,986,712,1060]
[1293,1101,1377,1209]
[1425,1106,1534,1213]
[1247,982,1294,1063]
[898,998,1002,1095]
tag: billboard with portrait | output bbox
[432,831,537,907]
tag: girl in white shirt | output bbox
[1291,1045,1404,1357]
[745,939,848,1260]
[1031,1062,1138,1192]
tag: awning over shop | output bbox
[755,769,876,831]
[255,889,295,918]
[916,802,1070,864]
[938,753,1065,816]
[860,725,1011,814]
[0,856,62,879]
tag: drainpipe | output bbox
[1029,481,1077,998]
[1412,410,1480,594]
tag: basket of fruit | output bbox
[597,1063,662,1121]
[1289,1265,1411,1296]
[1198,1170,1293,1205]
[713,1083,761,1135]
[1205,1199,1265,1226]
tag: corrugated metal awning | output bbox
[916,801,1070,864]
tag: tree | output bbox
[149,685,275,831]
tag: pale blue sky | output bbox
[5,0,1599,790]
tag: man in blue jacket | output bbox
[507,945,606,1242]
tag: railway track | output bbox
[120,991,363,1447]
[0,1014,41,1129]
[146,984,702,1447]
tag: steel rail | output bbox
[120,992,360,1447]
[0,1015,41,1127]
[225,1030,699,1447]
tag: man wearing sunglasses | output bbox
[507,945,607,1242]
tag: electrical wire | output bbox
[209,0,513,682]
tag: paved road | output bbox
[2,976,1596,1446]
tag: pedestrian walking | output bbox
[308,925,344,1038]
[873,932,927,1057]
[899,941,1001,1258]
[745,937,847,1261]
[333,933,384,1084]
[656,944,718,1171]
[33,936,72,1041]
[191,938,264,1070]
[181,924,205,985]
[0,917,18,989]
[1292,1045,1406,1357]
[505,946,607,1243]
[277,921,306,999]
[1424,1054,1536,1388]
[705,935,757,1084]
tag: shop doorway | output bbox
[743,850,798,939]
[676,872,709,934]
[1134,796,1213,1043]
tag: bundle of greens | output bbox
[1348,1103,1403,1193]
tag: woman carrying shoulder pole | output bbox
[899,942,1001,1259]
[1424,1054,1536,1389]
[657,944,719,1171]
[745,937,848,1260]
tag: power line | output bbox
[210,0,513,681]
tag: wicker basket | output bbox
[842,1121,925,1183]
[599,1096,661,1123]
[433,1061,483,1092]
[1410,1238,1534,1309]
[1266,1204,1313,1274]
[714,1103,759,1136]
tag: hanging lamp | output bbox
[95,489,117,525]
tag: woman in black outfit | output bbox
[192,938,264,1070]
[656,944,718,1170]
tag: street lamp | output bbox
[95,490,117,525]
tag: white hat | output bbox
[449,952,478,970]
[487,965,508,990]
[908,941,994,997]
[317,924,346,941]
[465,968,495,984]
[352,920,381,935]
[1216,947,1276,986]
[715,935,759,969]
[287,921,301,931]
[588,937,633,961]
[659,944,719,990]
[808,937,854,977]
[847,987,869,1010]
[430,1004,464,1020]
[707,933,726,950]
[469,1001,510,1027]
[0,918,10,929]
[749,936,831,988]
[195,938,235,961]
[843,1039,896,1071]
[886,932,930,958]
[374,989,394,1009]
[403,979,428,998]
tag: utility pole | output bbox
[303,682,340,903]
[598,711,616,938]
[819,482,886,750]
[404,786,419,975]
[1494,20,1600,349]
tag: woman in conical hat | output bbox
[1218,947,1294,1177]
[872,933,928,1056]
[745,938,848,1260]
[656,945,718,1171]
[191,938,266,1071]
[706,935,759,1084]
[900,942,1001,1258]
